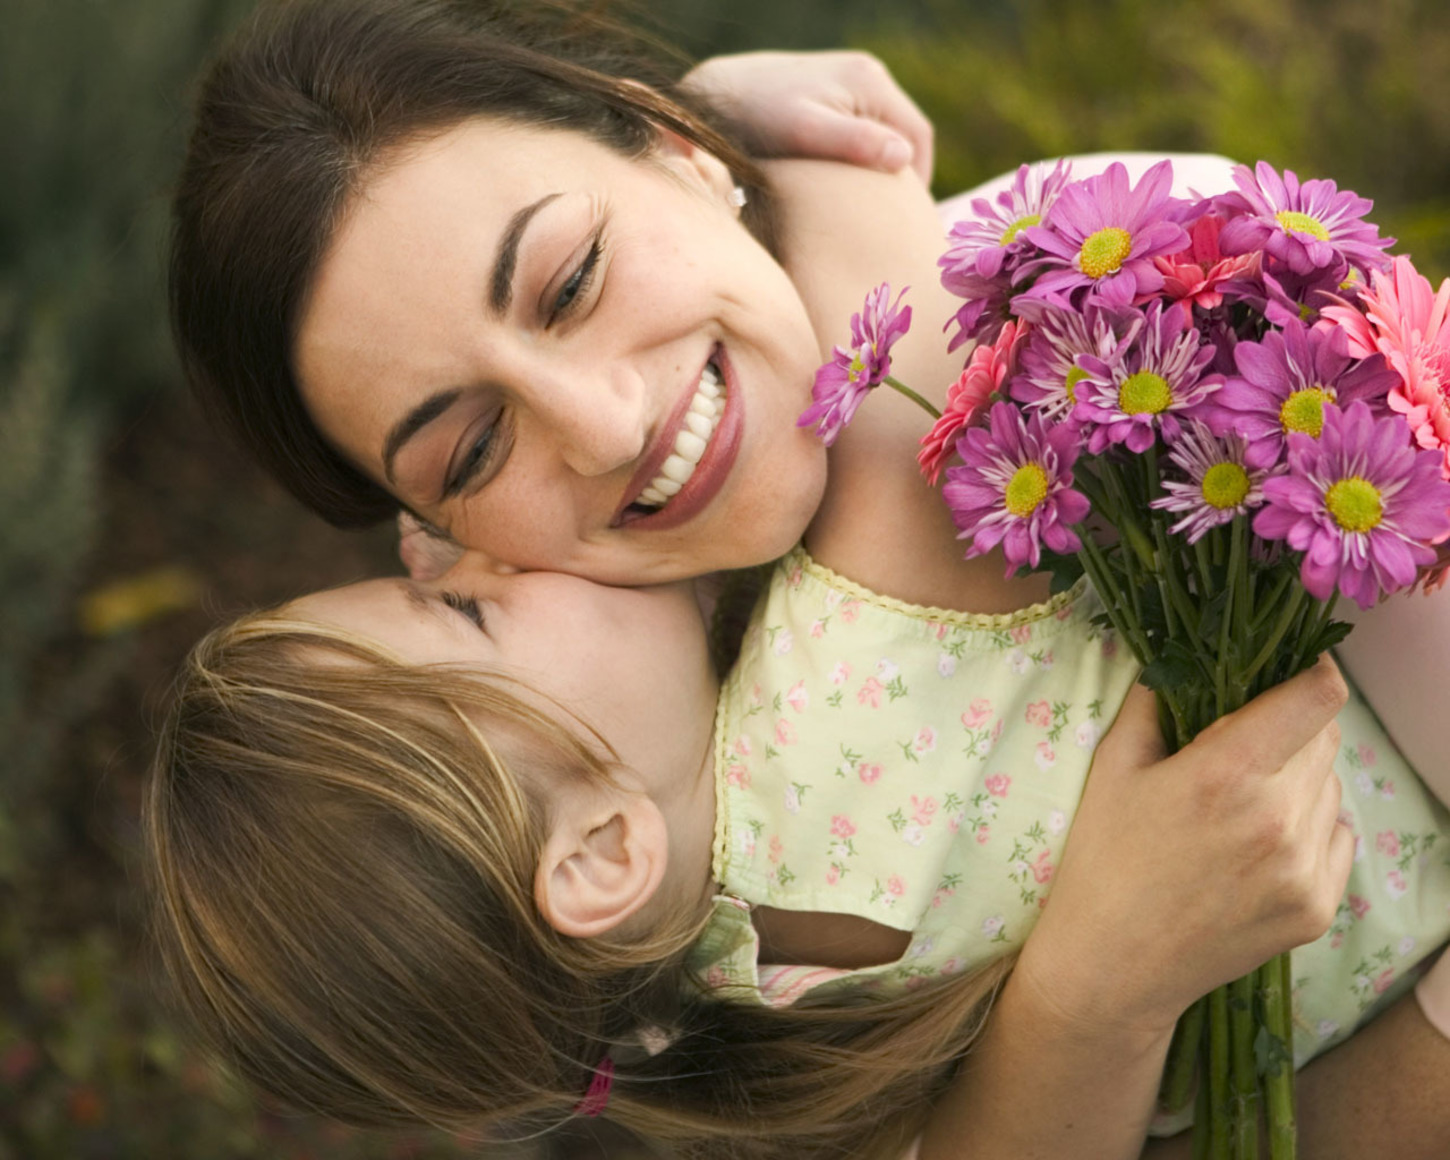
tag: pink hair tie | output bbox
[573,1057,615,1118]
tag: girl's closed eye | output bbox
[440,589,486,631]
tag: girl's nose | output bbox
[530,363,649,478]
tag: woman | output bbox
[166,1,1450,1155]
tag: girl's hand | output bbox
[681,50,934,184]
[1017,655,1355,1040]
[397,512,463,581]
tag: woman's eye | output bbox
[440,590,485,631]
[443,419,501,499]
[551,235,602,323]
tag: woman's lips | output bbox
[613,345,741,531]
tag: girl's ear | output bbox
[535,789,669,939]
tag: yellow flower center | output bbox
[1065,365,1091,402]
[999,213,1041,246]
[1275,210,1330,241]
[1324,477,1383,533]
[1118,371,1172,415]
[848,347,868,382]
[1279,386,1336,437]
[1078,226,1134,279]
[1005,463,1050,516]
[1201,462,1251,510]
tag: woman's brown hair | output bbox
[170,0,779,530]
[147,611,1015,1159]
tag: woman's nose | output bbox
[530,363,649,478]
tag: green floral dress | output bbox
[688,548,1450,1133]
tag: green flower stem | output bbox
[1195,1064,1213,1160]
[1248,571,1294,637]
[1244,586,1308,685]
[882,375,941,420]
[1209,985,1231,1159]
[1075,530,1154,662]
[1161,995,1205,1114]
[1154,520,1201,637]
[1230,970,1260,1159]
[1287,594,1340,677]
[1266,952,1297,1159]
[1194,534,1215,597]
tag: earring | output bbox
[728,185,747,209]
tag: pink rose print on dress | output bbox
[887,875,906,897]
[940,957,964,976]
[809,619,825,638]
[1373,968,1396,995]
[985,773,1011,798]
[732,736,752,758]
[786,680,809,713]
[1357,741,1377,768]
[981,915,1006,938]
[913,726,938,755]
[910,795,938,826]
[1010,624,1033,644]
[962,698,993,730]
[858,678,884,708]
[773,629,794,656]
[829,661,852,686]
[1025,700,1052,727]
[775,718,798,746]
[1349,893,1371,920]
[1031,849,1055,884]
[1386,868,1408,898]
[1039,649,1055,671]
[787,566,803,588]
[825,864,840,886]
[830,815,857,839]
[1380,780,1397,800]
[724,763,751,789]
[1101,634,1118,658]
[1376,830,1400,858]
[768,835,784,864]
[990,719,1004,748]
[840,600,862,624]
[975,825,990,844]
[858,762,883,784]
[1034,741,1057,770]
[706,966,727,988]
[1330,931,1345,949]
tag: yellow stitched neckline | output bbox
[790,546,1089,630]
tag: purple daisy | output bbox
[1205,317,1398,470]
[1012,300,1143,426]
[1073,300,1223,454]
[943,401,1091,577]
[798,283,912,446]
[1149,420,1273,543]
[940,159,1074,281]
[940,269,1014,352]
[1215,162,1393,279]
[1252,401,1450,608]
[1017,160,1191,309]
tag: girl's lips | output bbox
[613,345,741,532]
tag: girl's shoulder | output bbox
[761,160,1049,613]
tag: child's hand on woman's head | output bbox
[681,50,934,184]
[1016,655,1354,1043]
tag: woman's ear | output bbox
[534,788,669,939]
[648,121,736,207]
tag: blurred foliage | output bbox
[865,0,1450,276]
[4,0,1450,1155]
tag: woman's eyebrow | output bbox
[383,388,462,483]
[489,191,562,316]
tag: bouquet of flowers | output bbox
[800,158,1450,1159]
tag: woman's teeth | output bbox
[634,362,725,509]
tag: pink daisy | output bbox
[1322,255,1450,478]
[918,321,1028,484]
[798,283,912,446]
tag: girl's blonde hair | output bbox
[146,611,1016,1160]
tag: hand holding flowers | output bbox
[799,157,1450,1158]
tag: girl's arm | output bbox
[918,662,1355,1159]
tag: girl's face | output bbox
[288,555,719,792]
[295,118,829,586]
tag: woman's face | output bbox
[295,118,829,585]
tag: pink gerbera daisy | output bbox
[1322,255,1450,478]
[919,321,1029,484]
[1152,213,1261,322]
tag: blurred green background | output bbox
[5,0,1450,1156]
